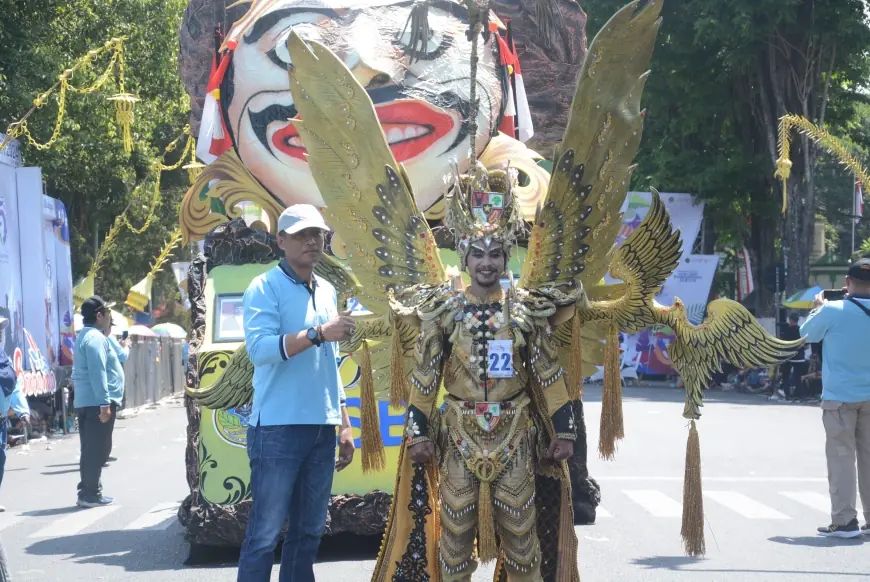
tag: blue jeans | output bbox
[237,424,336,582]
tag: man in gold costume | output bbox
[394,180,579,581]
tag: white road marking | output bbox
[594,476,828,483]
[597,506,613,518]
[123,502,179,531]
[705,491,790,519]
[623,490,682,517]
[0,513,24,532]
[30,506,119,538]
[780,491,830,513]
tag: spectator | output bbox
[777,312,806,400]
[237,205,356,582]
[71,296,119,508]
[801,258,870,538]
[0,316,29,512]
[103,333,130,465]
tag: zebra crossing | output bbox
[0,488,862,540]
[595,488,864,521]
[0,502,181,540]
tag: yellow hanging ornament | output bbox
[109,93,139,154]
[108,39,138,154]
[126,274,154,312]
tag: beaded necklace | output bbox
[460,289,506,398]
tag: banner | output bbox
[16,168,53,367]
[614,191,704,260]
[41,195,59,367]
[53,199,75,365]
[0,165,24,360]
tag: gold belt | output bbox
[444,397,529,484]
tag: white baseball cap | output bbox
[277,204,331,235]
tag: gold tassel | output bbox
[598,320,623,460]
[389,318,407,408]
[681,420,705,556]
[477,481,499,563]
[359,341,386,474]
[556,469,577,580]
[568,308,583,400]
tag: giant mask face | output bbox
[224,0,505,213]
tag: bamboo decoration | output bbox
[126,229,183,311]
[775,114,870,214]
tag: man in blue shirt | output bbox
[0,315,29,513]
[801,258,870,538]
[237,204,356,582]
[103,333,129,465]
[71,296,118,508]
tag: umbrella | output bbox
[151,322,187,339]
[128,324,157,337]
[783,286,824,309]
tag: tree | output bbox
[0,0,192,319]
[580,0,870,308]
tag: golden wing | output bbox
[520,0,662,291]
[285,32,446,318]
[581,189,682,332]
[661,299,805,420]
[186,344,253,410]
[313,252,361,308]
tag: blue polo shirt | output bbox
[800,297,870,403]
[72,327,111,408]
[106,336,127,405]
[243,260,346,426]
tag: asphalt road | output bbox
[1,386,867,581]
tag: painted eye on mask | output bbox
[267,23,323,69]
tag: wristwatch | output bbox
[306,327,322,347]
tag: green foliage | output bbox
[581,0,870,302]
[0,0,192,323]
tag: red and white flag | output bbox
[495,33,534,143]
[736,247,754,301]
[856,180,864,223]
[196,43,235,165]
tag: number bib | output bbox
[487,340,514,378]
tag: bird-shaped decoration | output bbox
[187,0,803,558]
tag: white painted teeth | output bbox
[385,126,430,144]
[387,128,404,143]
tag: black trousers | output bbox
[77,406,113,499]
[780,361,809,398]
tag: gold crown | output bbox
[445,162,522,264]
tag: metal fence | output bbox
[122,336,185,409]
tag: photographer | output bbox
[800,259,870,538]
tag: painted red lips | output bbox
[272,99,455,163]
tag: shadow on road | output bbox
[41,468,79,476]
[769,535,866,548]
[26,528,188,572]
[185,533,382,567]
[632,554,868,577]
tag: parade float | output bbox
[176,0,599,547]
[178,0,802,559]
